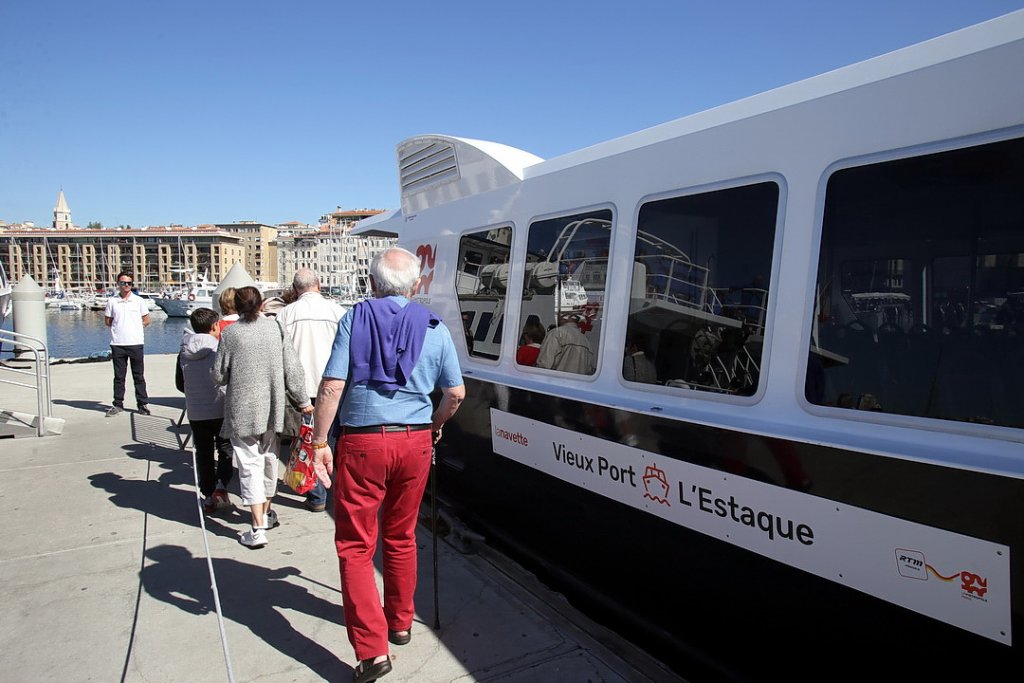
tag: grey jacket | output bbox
[179,331,225,421]
[213,316,310,440]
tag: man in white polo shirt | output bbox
[104,271,151,417]
[277,268,347,511]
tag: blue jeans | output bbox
[307,480,328,506]
[304,398,337,507]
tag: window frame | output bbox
[515,203,618,380]
[453,222,516,365]
[619,174,788,406]
[799,127,1024,441]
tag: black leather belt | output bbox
[342,424,431,435]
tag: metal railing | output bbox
[0,329,53,437]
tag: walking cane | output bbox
[431,444,441,630]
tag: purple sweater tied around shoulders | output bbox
[349,297,440,391]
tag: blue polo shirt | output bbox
[323,297,463,427]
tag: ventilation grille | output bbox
[399,139,460,194]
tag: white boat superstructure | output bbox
[362,10,1024,460]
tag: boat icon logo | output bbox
[642,464,670,506]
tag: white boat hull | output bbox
[155,296,211,317]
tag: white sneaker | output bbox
[240,527,267,549]
[263,509,279,530]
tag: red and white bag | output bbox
[284,414,319,495]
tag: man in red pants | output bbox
[311,247,464,683]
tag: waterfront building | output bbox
[214,222,279,285]
[0,221,37,231]
[273,221,318,287]
[3,190,244,292]
[1,192,388,295]
[276,220,316,234]
[2,225,245,292]
[274,208,392,299]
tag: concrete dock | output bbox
[0,354,682,682]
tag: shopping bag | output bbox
[284,414,319,495]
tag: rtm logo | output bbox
[415,244,436,296]
[895,549,928,580]
[896,548,989,600]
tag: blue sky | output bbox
[1,1,1022,228]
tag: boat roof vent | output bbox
[397,135,543,216]
[399,139,460,196]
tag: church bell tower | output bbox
[53,189,72,230]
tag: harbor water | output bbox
[1,307,188,359]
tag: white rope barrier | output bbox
[190,445,236,683]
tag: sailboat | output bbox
[44,271,84,310]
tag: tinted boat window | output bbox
[518,209,612,375]
[809,136,1024,429]
[626,183,779,395]
[456,226,512,360]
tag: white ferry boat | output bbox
[352,11,1024,679]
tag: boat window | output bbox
[517,209,612,375]
[809,136,1024,429]
[625,183,779,395]
[455,226,513,360]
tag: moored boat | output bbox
[0,262,11,326]
[56,298,85,311]
[88,291,112,311]
[154,277,218,317]
[135,291,160,312]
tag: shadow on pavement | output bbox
[53,398,110,413]
[88,441,250,538]
[142,544,350,681]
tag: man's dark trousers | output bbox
[111,344,149,408]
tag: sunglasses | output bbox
[117,281,133,286]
